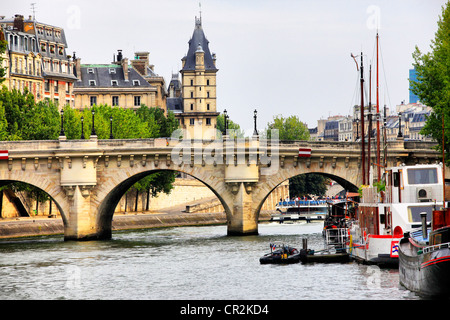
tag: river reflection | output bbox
[0,221,421,300]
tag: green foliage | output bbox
[264,114,325,196]
[0,38,7,84]
[412,2,450,162]
[216,113,245,138]
[0,87,60,140]
[289,174,329,198]
[0,87,180,209]
[265,114,310,141]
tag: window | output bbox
[207,91,210,98]
[90,96,97,106]
[190,104,194,111]
[54,80,58,93]
[133,80,140,86]
[207,79,210,85]
[407,168,438,185]
[112,96,119,106]
[45,80,50,92]
[207,104,210,111]
[190,92,193,98]
[89,80,96,86]
[134,96,141,106]
[87,68,94,74]
[206,118,211,125]
[190,79,193,86]
[111,80,118,86]
[190,118,195,126]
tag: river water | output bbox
[0,221,422,301]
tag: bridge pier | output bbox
[63,185,108,241]
[226,182,259,236]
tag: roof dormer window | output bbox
[89,80,96,86]
[109,68,116,74]
[87,68,94,74]
[133,80,140,86]
[111,80,118,86]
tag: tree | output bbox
[413,2,450,162]
[216,113,245,138]
[0,31,7,84]
[265,115,310,141]
[265,114,327,197]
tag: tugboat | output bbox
[398,201,450,297]
[259,242,301,264]
[350,163,444,266]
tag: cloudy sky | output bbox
[2,0,446,133]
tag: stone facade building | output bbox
[73,50,164,110]
[168,16,219,140]
[0,14,77,108]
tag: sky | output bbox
[2,0,446,134]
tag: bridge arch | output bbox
[0,174,70,226]
[252,161,360,224]
[93,164,232,239]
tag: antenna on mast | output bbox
[30,3,36,20]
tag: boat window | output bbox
[408,206,433,223]
[407,168,438,185]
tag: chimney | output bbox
[74,57,81,81]
[117,50,123,62]
[14,14,24,32]
[122,58,129,82]
[131,52,149,76]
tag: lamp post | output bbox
[353,118,359,141]
[91,109,96,136]
[397,112,403,138]
[109,116,114,139]
[253,109,258,136]
[59,109,65,136]
[81,116,85,139]
[223,109,228,136]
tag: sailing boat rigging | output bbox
[348,32,444,266]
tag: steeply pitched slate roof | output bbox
[74,65,153,88]
[181,18,217,72]
[167,97,183,113]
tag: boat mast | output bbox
[368,64,372,185]
[443,110,446,209]
[360,53,366,185]
[376,32,381,181]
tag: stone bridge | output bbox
[0,136,442,240]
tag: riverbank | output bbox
[0,211,273,239]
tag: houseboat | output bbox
[349,163,444,266]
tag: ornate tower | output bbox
[180,16,219,140]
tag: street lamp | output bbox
[109,116,114,139]
[81,116,85,139]
[253,109,258,136]
[353,118,359,141]
[397,112,403,138]
[91,109,96,136]
[59,109,65,137]
[223,109,228,135]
